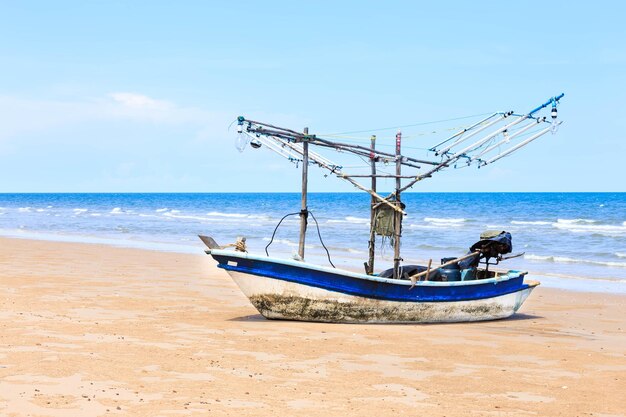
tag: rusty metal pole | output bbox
[298,127,309,260]
[393,131,403,280]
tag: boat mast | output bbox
[236,93,563,272]
[393,131,403,280]
[298,127,309,260]
[366,135,377,275]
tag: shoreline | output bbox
[1,236,625,416]
[2,231,625,295]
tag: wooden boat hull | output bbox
[209,249,538,323]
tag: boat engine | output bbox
[458,230,513,270]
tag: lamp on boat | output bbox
[550,103,559,134]
[235,123,250,152]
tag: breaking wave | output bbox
[206,211,270,220]
[525,254,626,268]
[556,218,598,224]
[510,220,551,226]
[163,212,212,222]
[552,219,626,236]
[424,217,467,224]
[419,217,467,228]
[206,211,248,218]
[327,216,369,225]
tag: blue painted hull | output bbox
[208,249,538,323]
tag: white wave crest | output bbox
[552,221,626,236]
[525,254,626,268]
[424,217,466,223]
[18,207,32,212]
[155,208,169,213]
[422,217,466,228]
[616,252,626,259]
[110,207,123,214]
[207,211,248,218]
[262,237,299,247]
[73,208,88,214]
[408,224,446,230]
[347,248,366,254]
[327,216,369,225]
[556,218,597,225]
[511,220,551,226]
[163,212,210,222]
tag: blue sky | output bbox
[0,1,624,192]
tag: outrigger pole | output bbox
[366,135,377,275]
[298,128,309,260]
[234,93,563,276]
[393,131,403,280]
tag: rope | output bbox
[308,211,335,268]
[265,212,300,256]
[263,210,336,268]
[222,236,248,252]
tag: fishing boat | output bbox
[200,94,564,323]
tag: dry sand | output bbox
[0,237,624,416]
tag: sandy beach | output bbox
[0,237,624,416]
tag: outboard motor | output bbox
[470,230,512,260]
[457,230,513,273]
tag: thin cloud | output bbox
[0,93,225,141]
[109,92,173,110]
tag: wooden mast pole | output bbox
[393,131,403,280]
[366,135,377,274]
[298,127,309,260]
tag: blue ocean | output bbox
[1,193,625,292]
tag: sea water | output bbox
[1,193,624,292]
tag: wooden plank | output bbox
[198,235,220,249]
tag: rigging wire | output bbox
[320,112,493,136]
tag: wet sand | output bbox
[0,237,624,416]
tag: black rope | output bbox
[263,210,336,268]
[308,211,335,268]
[265,212,300,256]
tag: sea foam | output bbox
[422,217,466,227]
[327,216,369,225]
[552,220,626,236]
[525,254,626,268]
